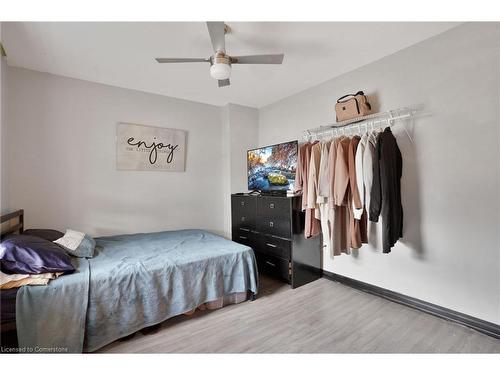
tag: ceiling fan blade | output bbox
[231,54,284,64]
[218,79,230,87]
[155,58,208,63]
[206,22,226,53]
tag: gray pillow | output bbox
[53,230,96,258]
[23,229,64,242]
[73,234,96,258]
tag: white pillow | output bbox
[54,229,85,250]
[54,229,96,258]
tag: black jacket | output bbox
[369,128,403,253]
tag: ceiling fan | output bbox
[155,22,284,87]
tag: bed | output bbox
[0,210,259,353]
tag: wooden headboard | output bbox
[0,209,24,239]
[0,210,24,336]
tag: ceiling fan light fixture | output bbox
[155,22,284,87]
[210,62,231,80]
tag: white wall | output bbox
[227,104,259,194]
[4,67,227,237]
[259,23,500,324]
[221,103,259,237]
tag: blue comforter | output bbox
[16,229,258,353]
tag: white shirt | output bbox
[362,132,378,215]
[353,134,368,219]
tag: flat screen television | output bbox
[247,140,298,192]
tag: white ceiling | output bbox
[3,22,459,108]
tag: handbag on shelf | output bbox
[335,91,372,122]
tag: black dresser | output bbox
[231,193,321,288]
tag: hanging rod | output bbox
[303,107,417,141]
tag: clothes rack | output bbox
[303,107,417,142]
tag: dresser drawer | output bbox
[257,217,291,239]
[255,251,290,282]
[233,229,258,249]
[258,235,291,259]
[231,196,257,230]
[257,197,291,219]
[234,196,256,212]
[233,214,255,231]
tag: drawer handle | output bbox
[266,243,277,248]
[240,228,250,232]
[269,221,274,227]
[239,236,248,240]
[241,201,245,206]
[241,216,246,222]
[265,261,276,267]
[269,203,275,209]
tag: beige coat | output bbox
[298,142,321,238]
[307,142,323,219]
[331,137,352,254]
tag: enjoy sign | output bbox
[116,122,186,171]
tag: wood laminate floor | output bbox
[99,276,500,353]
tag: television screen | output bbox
[247,140,298,192]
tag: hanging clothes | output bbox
[353,134,369,247]
[327,138,339,206]
[298,123,403,256]
[332,137,352,254]
[362,132,378,214]
[348,136,362,210]
[333,137,351,206]
[317,141,332,199]
[295,143,310,237]
[317,140,332,254]
[328,138,349,256]
[369,127,403,253]
[298,142,321,239]
[353,133,367,220]
[307,142,322,239]
[295,143,307,196]
[307,142,322,218]
[297,142,313,210]
[347,136,367,249]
